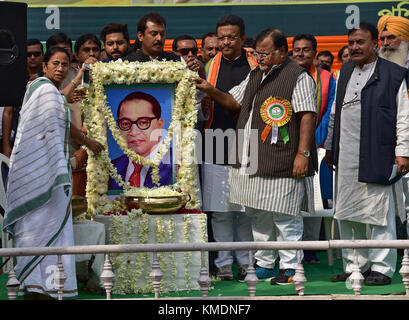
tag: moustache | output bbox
[350,50,363,55]
[153,41,163,46]
[381,45,399,51]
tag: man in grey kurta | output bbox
[325,22,409,285]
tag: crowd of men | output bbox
[3,11,409,288]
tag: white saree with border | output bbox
[3,77,77,298]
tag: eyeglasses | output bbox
[27,51,42,57]
[117,117,158,131]
[178,47,198,56]
[50,61,69,69]
[217,35,240,42]
[254,50,279,59]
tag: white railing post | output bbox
[100,253,115,300]
[349,248,363,296]
[54,255,67,300]
[6,260,20,300]
[150,251,163,299]
[245,251,258,297]
[197,250,211,297]
[293,249,307,296]
[399,249,409,295]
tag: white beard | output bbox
[378,40,409,67]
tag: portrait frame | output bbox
[104,83,176,193]
[82,60,199,217]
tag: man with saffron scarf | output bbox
[292,34,336,264]
[201,14,257,282]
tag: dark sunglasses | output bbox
[178,47,198,56]
[27,51,42,57]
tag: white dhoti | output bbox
[202,163,252,267]
[337,188,397,277]
[325,61,409,278]
[246,207,304,269]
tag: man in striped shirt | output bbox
[196,28,317,285]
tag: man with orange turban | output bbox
[377,15,409,68]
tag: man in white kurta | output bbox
[228,54,316,285]
[377,15,409,245]
[325,23,409,285]
[196,28,317,285]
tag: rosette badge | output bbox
[260,96,292,144]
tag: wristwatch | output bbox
[299,150,310,158]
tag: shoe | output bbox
[364,271,391,286]
[270,269,296,285]
[303,250,320,264]
[237,264,249,282]
[331,268,371,282]
[255,263,279,281]
[216,264,233,280]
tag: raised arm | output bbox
[195,77,241,112]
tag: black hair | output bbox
[243,37,255,49]
[292,33,317,52]
[216,14,245,36]
[132,38,142,51]
[348,21,379,40]
[338,45,348,62]
[43,46,71,64]
[27,38,44,53]
[100,22,130,43]
[137,12,166,35]
[117,91,161,119]
[201,32,217,48]
[172,35,197,52]
[317,50,334,63]
[74,33,101,54]
[255,28,288,52]
[46,32,72,52]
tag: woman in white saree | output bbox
[3,46,103,299]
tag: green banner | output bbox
[21,1,407,40]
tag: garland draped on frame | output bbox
[81,60,200,218]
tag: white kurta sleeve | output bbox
[195,89,208,121]
[291,71,317,113]
[228,72,250,105]
[395,79,409,157]
[324,84,337,151]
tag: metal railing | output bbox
[2,240,409,300]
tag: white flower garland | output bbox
[107,212,208,294]
[82,60,201,218]
[183,214,193,290]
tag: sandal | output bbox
[364,271,391,286]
